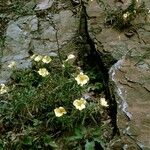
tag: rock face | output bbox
[87,0,150,149]
[110,53,150,149]
[0,1,79,83]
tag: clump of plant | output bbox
[11,0,35,16]
[0,53,109,149]
[98,0,148,30]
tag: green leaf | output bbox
[75,128,84,138]
[93,127,101,137]
[85,140,95,150]
[67,135,82,141]
[33,119,41,126]
[43,135,52,146]
[49,141,58,148]
[23,136,33,145]
[43,135,58,148]
[0,139,3,150]
[67,127,85,141]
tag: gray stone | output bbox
[0,58,32,83]
[2,52,29,63]
[6,23,22,40]
[16,15,38,32]
[0,1,80,83]
[39,21,56,40]
[32,39,58,55]
[53,10,79,46]
[0,15,38,82]
[0,70,12,84]
[3,15,38,60]
[35,0,54,11]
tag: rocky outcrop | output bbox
[110,52,150,149]
[0,1,79,83]
[87,0,150,149]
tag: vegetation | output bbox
[0,54,109,149]
[98,0,148,30]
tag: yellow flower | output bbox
[42,56,52,64]
[8,61,16,68]
[34,55,43,62]
[65,54,75,61]
[73,98,86,110]
[54,107,67,117]
[38,68,49,77]
[123,12,130,20]
[100,98,109,107]
[30,54,36,59]
[75,72,89,86]
[0,84,9,94]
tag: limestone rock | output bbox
[32,39,58,55]
[0,1,79,83]
[35,0,54,11]
[53,10,79,46]
[39,21,56,40]
[2,15,38,62]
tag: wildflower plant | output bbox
[37,68,49,77]
[75,72,89,86]
[0,84,9,94]
[73,98,87,110]
[98,0,149,30]
[0,53,107,149]
[100,98,109,107]
[54,107,67,117]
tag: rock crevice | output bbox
[77,0,118,138]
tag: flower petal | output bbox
[73,98,86,110]
[75,72,89,86]
[100,98,109,107]
[38,68,49,77]
[54,107,67,117]
[42,56,52,64]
